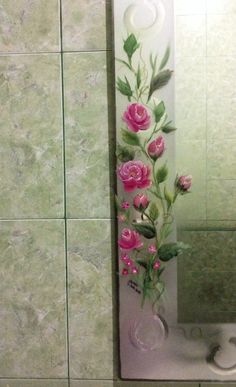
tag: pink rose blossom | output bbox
[121,201,130,209]
[177,175,192,192]
[148,244,157,254]
[123,103,151,132]
[118,228,143,250]
[118,160,151,192]
[153,261,161,270]
[147,136,165,160]
[122,268,129,276]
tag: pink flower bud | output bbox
[117,214,126,222]
[133,193,150,211]
[153,261,161,270]
[125,258,134,267]
[122,268,129,276]
[177,175,192,192]
[147,136,165,160]
[121,201,130,209]
[131,266,139,275]
[148,244,157,254]
[120,254,129,262]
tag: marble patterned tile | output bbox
[0,381,68,387]
[207,0,236,14]
[207,15,236,56]
[0,0,60,53]
[115,383,199,387]
[68,220,113,379]
[62,0,108,51]
[207,97,236,140]
[64,52,110,219]
[178,270,236,323]
[207,56,236,100]
[175,56,206,102]
[0,54,64,218]
[0,220,67,377]
[207,180,236,220]
[175,97,206,140]
[207,140,236,179]
[203,384,236,387]
[71,381,113,387]
[175,0,206,15]
[176,15,206,57]
[175,141,207,224]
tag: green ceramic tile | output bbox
[176,97,206,141]
[0,0,60,53]
[0,54,64,218]
[0,220,67,377]
[207,97,236,140]
[71,381,113,387]
[208,140,236,179]
[207,180,236,220]
[207,0,236,14]
[0,381,68,387]
[176,15,206,57]
[115,383,198,387]
[175,0,206,14]
[62,0,108,51]
[175,141,206,224]
[203,384,236,387]
[178,271,236,323]
[207,57,236,99]
[68,220,113,379]
[64,52,110,219]
[208,15,236,56]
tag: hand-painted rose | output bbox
[123,103,151,132]
[117,160,151,192]
[118,228,143,250]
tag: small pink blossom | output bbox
[121,201,130,209]
[122,268,129,276]
[123,103,151,132]
[121,254,129,262]
[131,266,139,275]
[148,244,157,254]
[125,258,134,267]
[153,261,161,270]
[133,193,150,211]
[118,228,143,250]
[118,160,151,192]
[147,136,165,160]
[117,214,126,222]
[177,175,192,192]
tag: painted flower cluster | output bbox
[116,34,192,307]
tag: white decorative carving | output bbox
[123,0,165,37]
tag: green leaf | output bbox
[148,69,172,101]
[132,222,156,239]
[149,202,159,222]
[156,164,168,184]
[157,267,165,278]
[159,242,191,262]
[136,64,141,89]
[137,259,148,269]
[153,101,165,123]
[150,53,158,72]
[123,34,140,61]
[121,129,140,146]
[160,223,172,241]
[159,46,170,71]
[116,144,135,162]
[116,76,133,99]
[164,186,173,210]
[162,124,177,133]
[116,58,132,70]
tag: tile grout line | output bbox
[59,0,71,386]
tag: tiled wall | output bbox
[0,0,234,386]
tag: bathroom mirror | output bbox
[115,0,236,381]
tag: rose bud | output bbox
[153,261,161,270]
[177,175,192,193]
[122,268,129,276]
[133,193,150,212]
[121,201,130,209]
[147,136,165,160]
